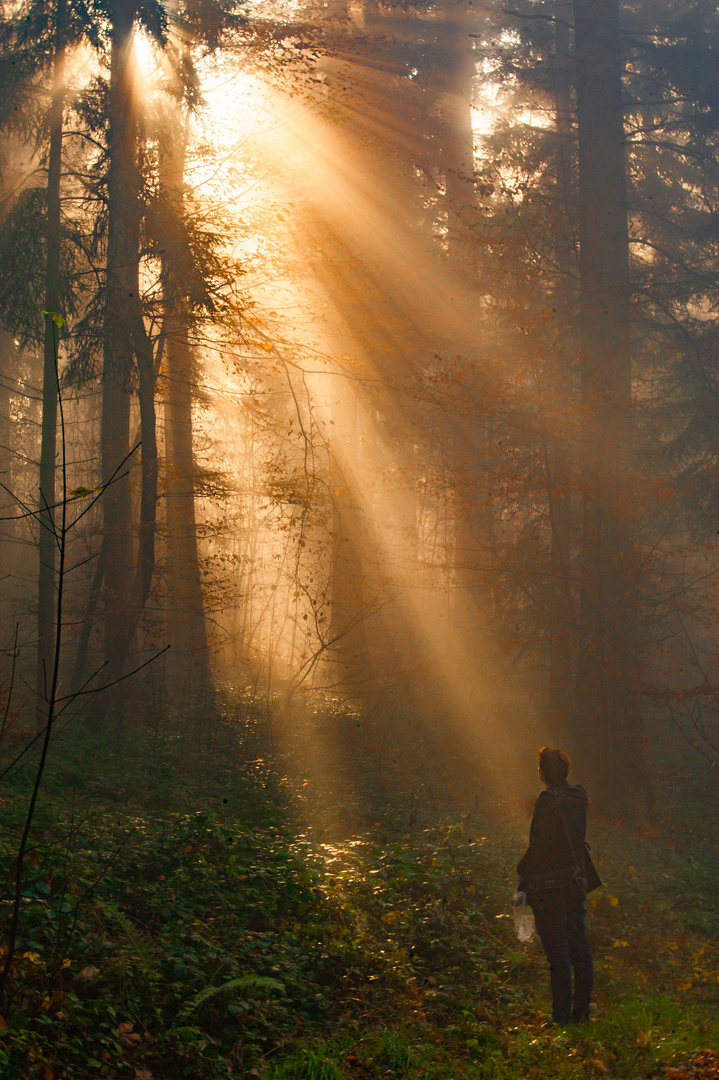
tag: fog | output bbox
[2,2,719,1073]
[1,0,717,826]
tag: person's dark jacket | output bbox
[517,781,601,894]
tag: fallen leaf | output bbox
[74,966,100,982]
[121,1033,143,1048]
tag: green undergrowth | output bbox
[1,722,719,1079]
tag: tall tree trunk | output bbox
[102,0,136,676]
[545,440,574,729]
[104,309,158,687]
[327,433,373,696]
[164,321,209,705]
[36,2,65,730]
[443,0,477,269]
[0,331,16,637]
[572,0,646,806]
[159,102,210,710]
[441,2,497,648]
[546,0,576,734]
[71,544,104,688]
[102,0,156,685]
[126,316,158,631]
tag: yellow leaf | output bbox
[609,895,619,907]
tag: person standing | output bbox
[517,747,602,1025]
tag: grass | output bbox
[1,705,718,1079]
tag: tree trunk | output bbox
[0,331,16,637]
[71,543,104,689]
[101,0,144,684]
[164,321,210,705]
[443,0,478,269]
[158,101,210,710]
[545,441,574,728]
[111,314,158,667]
[327,437,374,695]
[546,0,576,734]
[441,7,500,656]
[572,0,646,806]
[36,3,65,731]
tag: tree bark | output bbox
[546,0,576,733]
[328,468,373,694]
[572,0,646,805]
[164,320,209,704]
[102,0,136,676]
[36,2,65,731]
[443,0,478,268]
[0,331,16,636]
[158,101,210,709]
[102,0,155,685]
[71,543,104,689]
[110,314,158,672]
[441,2,498,647]
[545,440,574,728]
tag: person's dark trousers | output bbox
[530,888,593,1023]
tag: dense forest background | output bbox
[1,0,719,1076]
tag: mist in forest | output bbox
[3,1,719,1075]
[0,0,717,832]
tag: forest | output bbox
[0,0,718,1076]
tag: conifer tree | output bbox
[572,0,646,803]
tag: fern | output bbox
[168,1025,202,1039]
[101,901,153,953]
[175,974,285,1023]
[100,900,159,975]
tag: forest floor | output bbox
[1,702,719,1080]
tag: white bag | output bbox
[513,890,535,943]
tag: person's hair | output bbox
[538,746,569,784]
